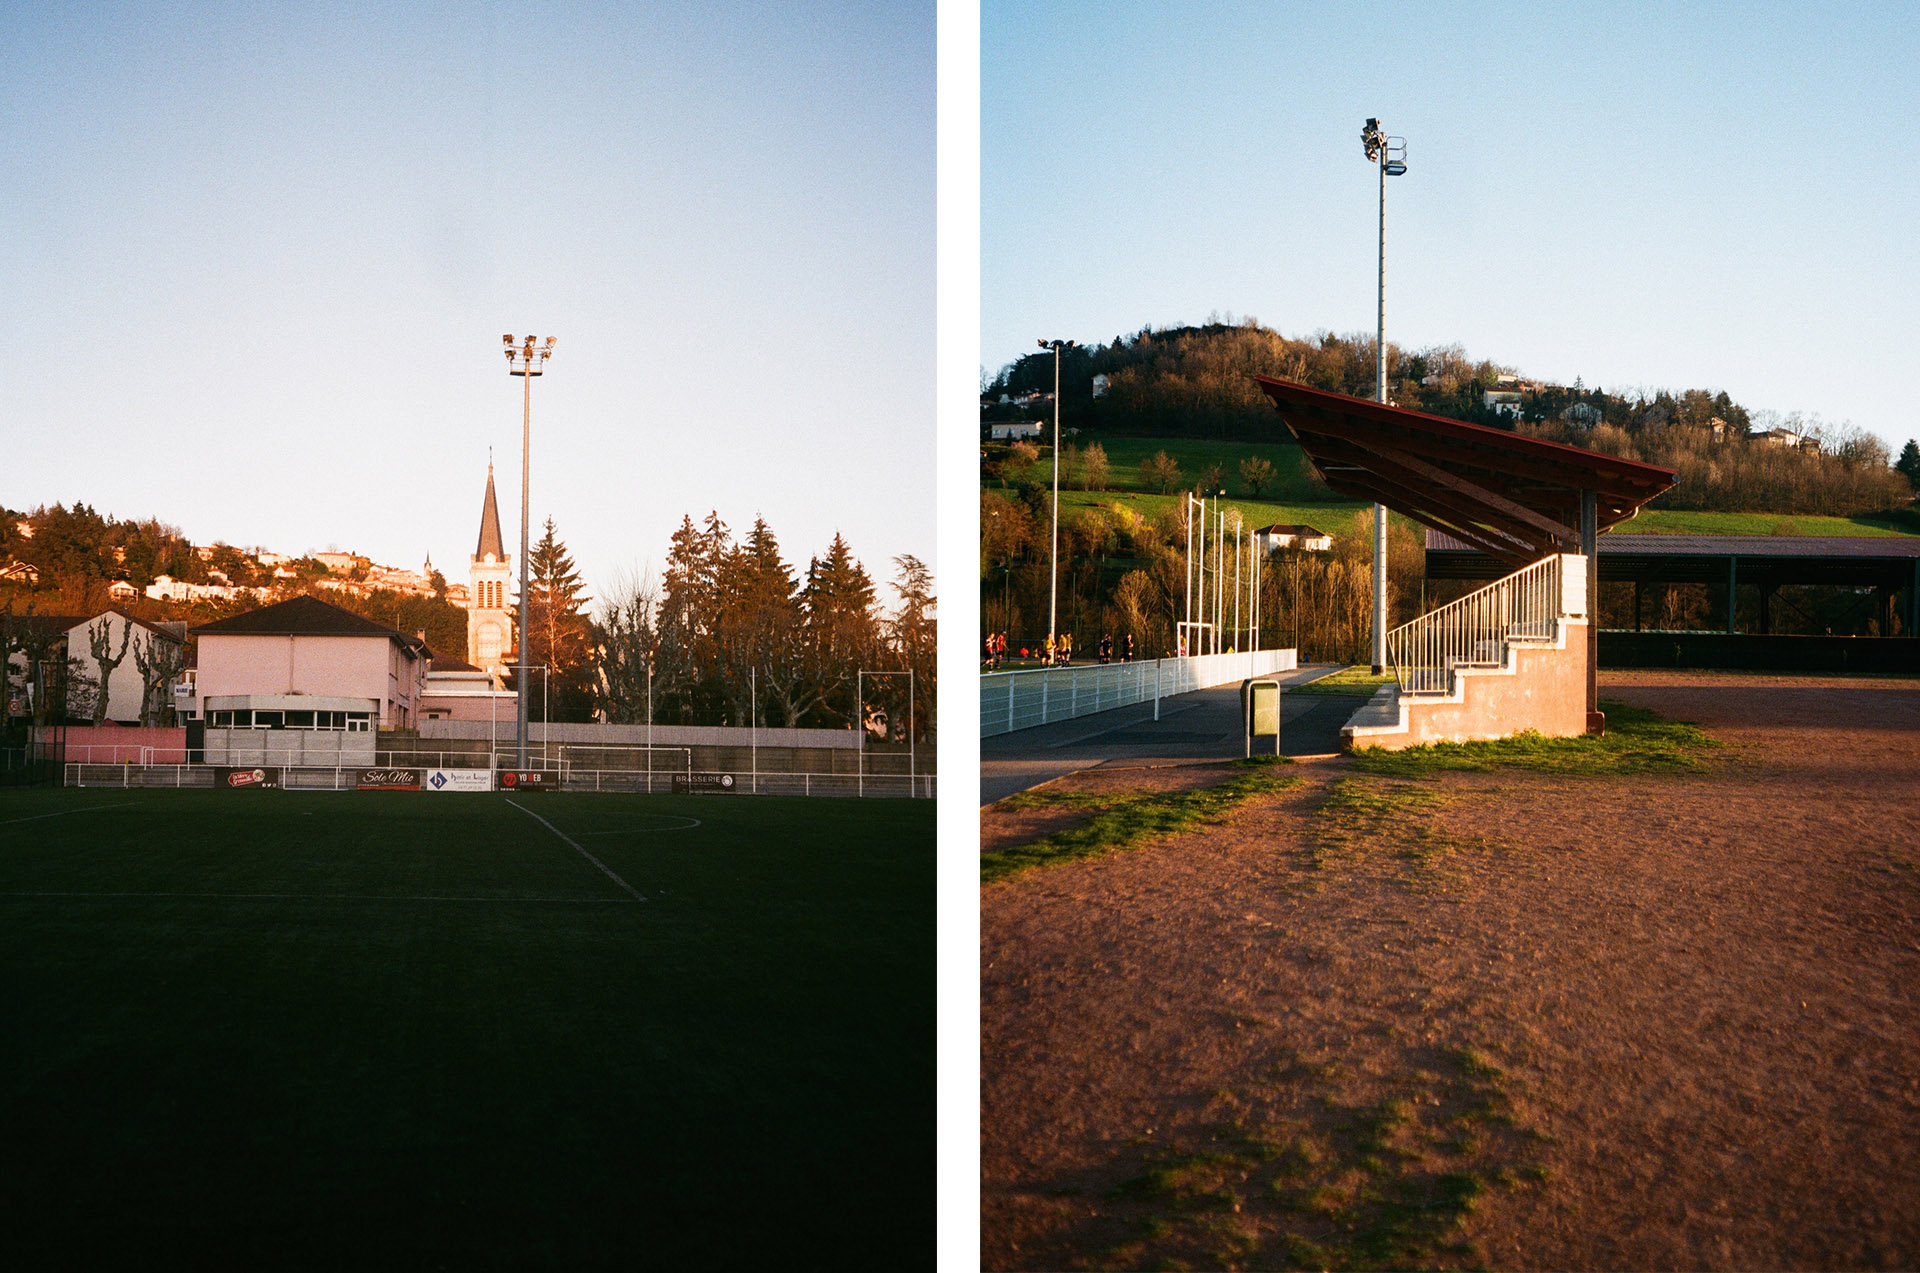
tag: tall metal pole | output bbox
[1215,501,1225,655]
[1184,494,1193,653]
[518,357,532,767]
[502,334,553,770]
[1039,338,1078,660]
[1048,346,1061,654]
[1052,351,1067,656]
[1372,141,1389,674]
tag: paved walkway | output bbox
[979,664,1364,804]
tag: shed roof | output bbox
[1255,376,1678,568]
[192,594,427,655]
[1426,529,1920,587]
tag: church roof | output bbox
[476,465,506,561]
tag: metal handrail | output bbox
[1387,555,1563,696]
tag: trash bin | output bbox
[1241,678,1281,756]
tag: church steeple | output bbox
[475,463,505,562]
[467,462,513,683]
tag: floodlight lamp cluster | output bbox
[1037,338,1077,352]
[502,334,557,375]
[1361,117,1408,176]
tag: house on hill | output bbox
[3,609,186,724]
[1752,426,1809,449]
[1254,524,1333,555]
[191,595,430,762]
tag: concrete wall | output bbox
[415,719,862,750]
[1371,623,1589,750]
[205,727,377,766]
[55,725,189,763]
[198,633,424,728]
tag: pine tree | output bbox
[719,518,800,725]
[1897,439,1920,490]
[799,533,878,727]
[886,554,936,737]
[525,518,593,720]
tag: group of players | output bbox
[981,630,1134,670]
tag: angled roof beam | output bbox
[1315,435,1583,548]
[1328,471,1549,564]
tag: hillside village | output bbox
[1,469,936,748]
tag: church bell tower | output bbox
[468,464,513,684]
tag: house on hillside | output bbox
[64,612,188,723]
[987,421,1043,441]
[1254,524,1333,555]
[1752,426,1808,449]
[3,609,187,724]
[145,575,251,603]
[191,594,430,763]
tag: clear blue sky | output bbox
[984,0,1919,454]
[1,1,933,606]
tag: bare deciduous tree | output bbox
[85,617,131,725]
[132,629,187,726]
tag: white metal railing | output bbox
[62,763,935,799]
[979,649,1298,737]
[1387,554,1577,696]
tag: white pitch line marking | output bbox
[0,801,148,826]
[577,816,702,835]
[507,798,648,902]
[0,892,631,904]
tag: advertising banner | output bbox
[672,772,737,794]
[497,769,560,792]
[218,767,281,789]
[423,768,493,793]
[356,768,421,791]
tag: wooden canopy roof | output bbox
[1255,376,1678,568]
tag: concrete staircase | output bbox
[1342,553,1590,751]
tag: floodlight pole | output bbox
[1373,138,1388,673]
[1040,338,1075,657]
[503,333,556,769]
[1362,118,1406,673]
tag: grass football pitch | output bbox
[0,788,933,1269]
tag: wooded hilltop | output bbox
[985,319,1920,517]
[980,320,1919,661]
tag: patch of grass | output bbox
[1101,1046,1547,1271]
[1350,699,1719,778]
[1449,1046,1505,1081]
[981,768,1301,883]
[1618,508,1920,538]
[1306,777,1498,883]
[0,789,933,1269]
[991,788,1124,812]
[1290,665,1398,696]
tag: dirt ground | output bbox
[980,672,1920,1271]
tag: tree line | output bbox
[3,500,934,736]
[982,487,1422,666]
[984,318,1918,516]
[535,514,935,734]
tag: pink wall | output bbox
[420,692,515,723]
[57,725,190,764]
[197,634,424,727]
